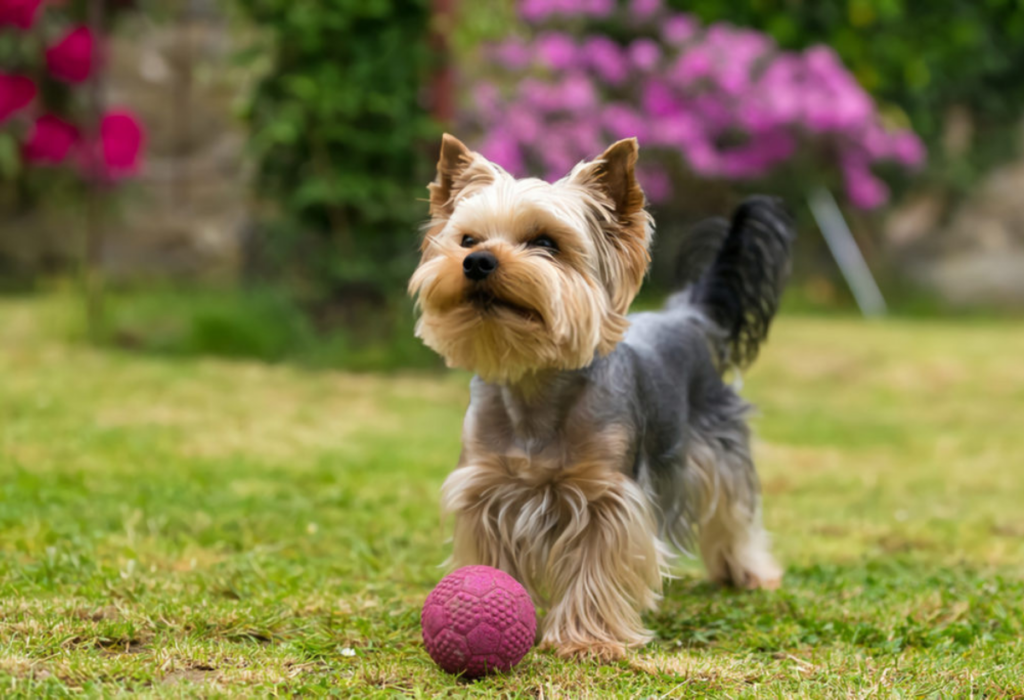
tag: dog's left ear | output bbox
[570,138,653,314]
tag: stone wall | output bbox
[0,4,253,282]
[885,117,1024,308]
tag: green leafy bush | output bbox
[234,0,437,297]
[101,286,439,370]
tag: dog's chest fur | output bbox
[461,371,635,485]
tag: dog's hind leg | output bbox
[685,414,782,591]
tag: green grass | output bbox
[100,285,439,372]
[2,295,1023,697]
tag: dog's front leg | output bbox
[538,472,665,661]
[442,461,665,661]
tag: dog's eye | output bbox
[460,235,478,248]
[529,235,559,253]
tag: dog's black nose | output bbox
[463,251,498,281]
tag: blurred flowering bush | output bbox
[0,0,144,186]
[470,0,925,209]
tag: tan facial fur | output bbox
[408,134,654,384]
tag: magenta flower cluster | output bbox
[0,0,145,181]
[471,0,925,208]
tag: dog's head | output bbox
[409,134,654,384]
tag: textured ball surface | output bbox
[421,565,537,678]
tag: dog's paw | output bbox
[712,555,783,590]
[542,640,628,663]
[738,566,782,590]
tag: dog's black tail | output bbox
[676,196,795,370]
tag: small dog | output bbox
[409,134,794,660]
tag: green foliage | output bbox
[676,0,1024,190]
[234,0,437,294]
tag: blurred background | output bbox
[2,0,1023,369]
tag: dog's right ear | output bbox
[428,134,499,219]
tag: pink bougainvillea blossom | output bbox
[536,32,577,72]
[0,73,36,123]
[46,26,97,84]
[520,0,613,23]
[629,39,662,73]
[582,36,628,85]
[630,0,663,21]
[661,13,698,44]
[0,0,44,30]
[636,164,671,202]
[23,114,80,164]
[479,130,525,176]
[842,153,890,209]
[472,2,925,209]
[891,131,926,168]
[488,39,531,71]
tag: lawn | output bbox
[1,296,1023,697]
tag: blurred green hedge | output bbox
[678,0,1024,191]
[234,0,436,300]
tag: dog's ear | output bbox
[570,138,653,315]
[577,138,646,223]
[428,134,499,220]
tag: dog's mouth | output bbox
[466,290,542,323]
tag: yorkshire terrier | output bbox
[409,134,794,660]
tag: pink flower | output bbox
[692,94,731,126]
[860,124,892,160]
[519,0,552,23]
[649,113,702,148]
[669,47,712,86]
[506,109,541,143]
[567,118,604,159]
[718,150,767,179]
[536,32,578,72]
[478,131,524,175]
[642,78,675,117]
[661,13,698,44]
[521,78,558,112]
[537,128,579,180]
[637,164,671,202]
[684,139,719,176]
[843,154,889,209]
[601,104,646,140]
[0,0,44,30]
[630,0,663,21]
[891,131,926,168]
[46,26,97,84]
[0,73,36,123]
[98,109,145,179]
[582,36,628,85]
[583,0,614,17]
[23,115,80,165]
[472,81,502,122]
[628,39,662,73]
[489,39,531,71]
[560,73,597,112]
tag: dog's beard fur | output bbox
[408,135,652,384]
